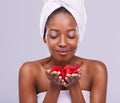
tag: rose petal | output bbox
[51,64,80,79]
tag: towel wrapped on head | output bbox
[40,0,87,42]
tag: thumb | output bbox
[45,69,51,75]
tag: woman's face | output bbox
[45,12,79,62]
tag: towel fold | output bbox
[40,0,87,41]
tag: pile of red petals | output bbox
[51,64,80,79]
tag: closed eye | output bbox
[67,31,77,39]
[48,30,59,39]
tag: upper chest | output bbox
[35,65,92,93]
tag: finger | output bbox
[64,74,74,87]
[65,74,71,84]
[66,74,73,81]
[72,73,81,81]
[46,69,52,80]
[51,71,62,85]
[63,81,68,87]
[52,72,60,82]
[49,71,57,80]
[78,71,81,75]
[58,76,63,84]
[72,73,81,78]
[66,73,79,85]
[45,69,51,75]
[58,76,62,80]
[61,79,65,84]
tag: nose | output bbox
[58,35,67,48]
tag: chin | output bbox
[54,55,73,62]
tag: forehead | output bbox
[48,13,76,26]
[47,12,77,27]
[46,7,77,26]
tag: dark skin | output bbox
[19,12,107,103]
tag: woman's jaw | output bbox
[48,55,79,67]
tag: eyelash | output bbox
[50,36,57,39]
[48,33,77,39]
[68,36,75,39]
[67,33,76,39]
[49,34,58,39]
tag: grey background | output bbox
[0,0,119,103]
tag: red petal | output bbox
[51,64,80,79]
[51,66,63,73]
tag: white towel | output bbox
[40,0,87,41]
[37,90,90,103]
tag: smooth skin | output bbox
[19,12,107,103]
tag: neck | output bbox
[47,55,79,68]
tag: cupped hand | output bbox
[63,72,81,87]
[46,69,64,86]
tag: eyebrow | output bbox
[48,29,59,32]
[67,29,76,32]
[49,28,76,31]
[48,28,77,34]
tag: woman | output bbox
[19,0,107,103]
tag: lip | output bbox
[56,50,70,56]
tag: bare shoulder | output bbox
[81,58,107,74]
[19,61,38,76]
[90,59,107,76]
[87,59,107,88]
[18,59,48,102]
[19,58,47,78]
[79,57,108,82]
[81,58,108,102]
[80,58,108,93]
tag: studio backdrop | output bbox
[0,0,120,103]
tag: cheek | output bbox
[46,36,79,50]
[46,39,57,50]
[68,39,79,48]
